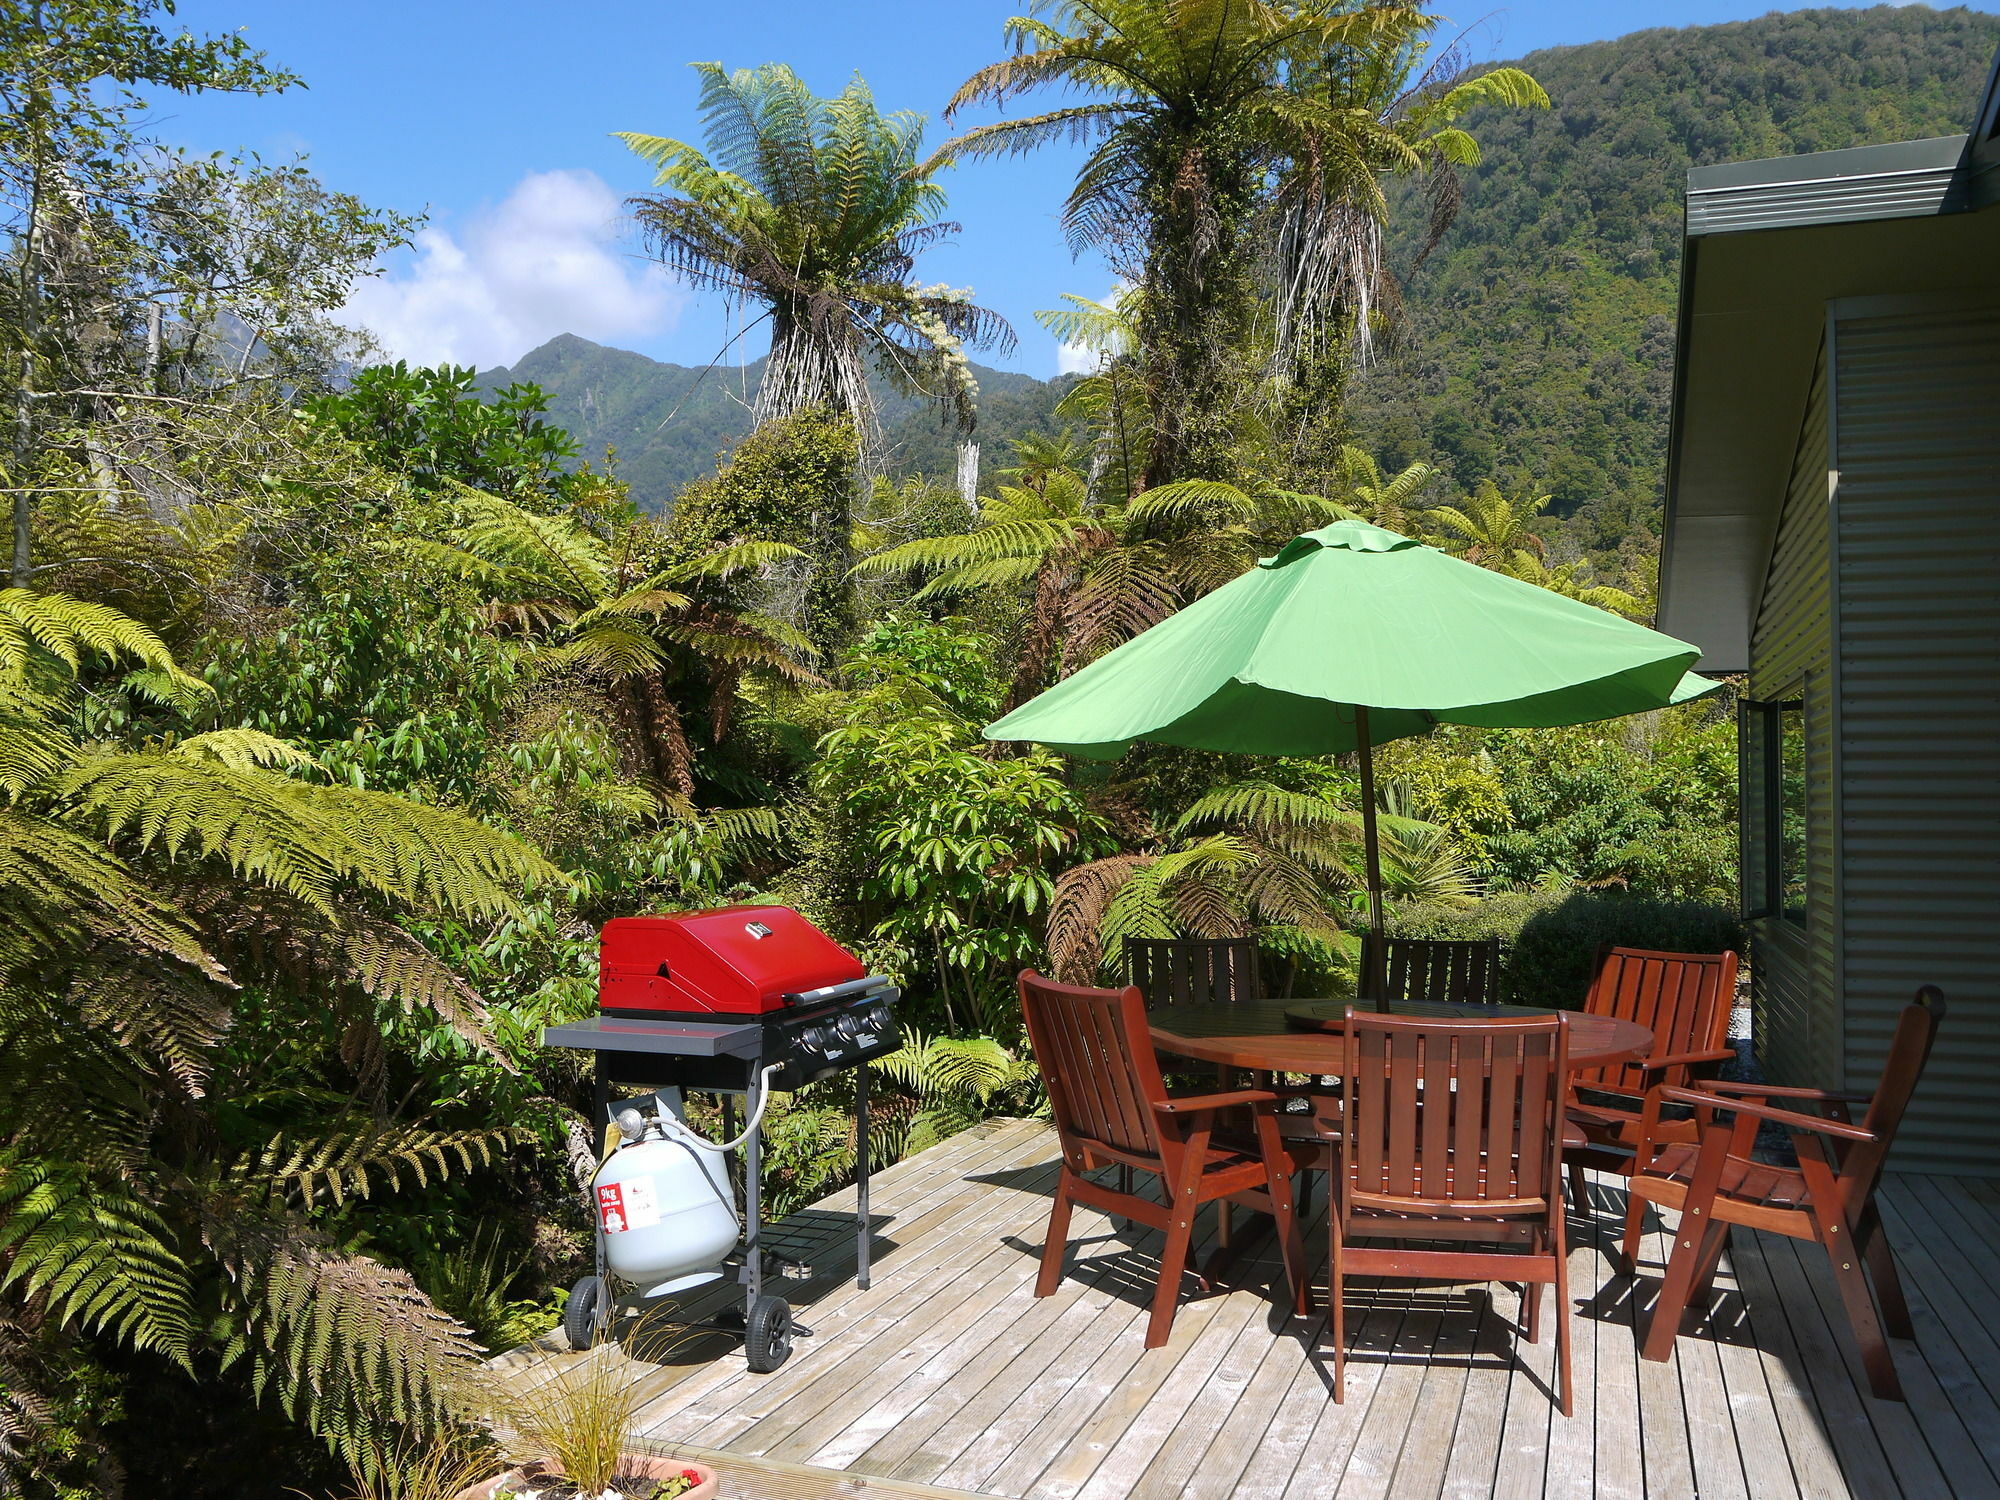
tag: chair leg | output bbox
[1553,1204,1573,1418]
[1036,1168,1076,1298]
[1858,1207,1914,1341]
[1147,1204,1196,1350]
[1328,1220,1346,1404]
[1688,1223,1732,1306]
[1641,1218,1725,1364]
[1620,1187,1648,1270]
[1252,1154,1309,1320]
[1522,1224,1544,1343]
[1822,1223,1904,1401]
[1568,1160,1590,1218]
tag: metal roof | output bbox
[1656,49,2000,670]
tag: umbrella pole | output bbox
[1357,705,1386,1002]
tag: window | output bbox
[1740,696,1808,924]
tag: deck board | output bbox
[500,1122,2000,1500]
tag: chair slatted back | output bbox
[1340,1010,1569,1214]
[1360,935,1502,1010]
[1850,986,1947,1195]
[1128,937,1260,1008]
[1018,971,1169,1164]
[1576,945,1738,1093]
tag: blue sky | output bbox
[155,1,1996,377]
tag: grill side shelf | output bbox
[542,1017,767,1059]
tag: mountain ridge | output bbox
[477,335,1072,511]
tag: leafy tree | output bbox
[811,621,1106,1032]
[309,364,587,506]
[0,1,408,584]
[623,62,1011,439]
[852,465,1343,707]
[1420,476,1550,570]
[1327,443,1436,532]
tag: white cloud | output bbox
[343,169,682,370]
[1055,332,1099,377]
[1053,285,1126,377]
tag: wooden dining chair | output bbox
[1358,934,1502,1011]
[1016,970,1310,1349]
[1321,1008,1575,1414]
[1624,986,1944,1401]
[1563,946,1739,1209]
[1127,937,1262,1008]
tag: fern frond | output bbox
[0,809,219,973]
[227,1124,516,1209]
[217,1225,486,1462]
[169,729,322,774]
[1047,853,1151,983]
[0,1157,195,1364]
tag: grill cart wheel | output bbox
[744,1293,793,1373]
[562,1273,608,1350]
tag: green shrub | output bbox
[1390,888,1743,1010]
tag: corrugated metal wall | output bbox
[1748,342,1842,1089]
[1831,302,2000,1173]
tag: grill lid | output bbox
[600,906,866,1015]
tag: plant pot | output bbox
[452,1454,719,1500]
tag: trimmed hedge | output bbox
[1389,889,1745,1011]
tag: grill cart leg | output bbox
[856,1065,872,1291]
[590,1060,610,1291]
[741,1068,762,1329]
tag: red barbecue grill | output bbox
[544,906,900,1371]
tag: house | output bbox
[1657,50,2000,1173]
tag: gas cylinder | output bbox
[592,1103,739,1297]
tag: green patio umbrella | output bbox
[983,518,1719,986]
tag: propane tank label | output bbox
[597,1176,661,1234]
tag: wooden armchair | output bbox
[1017,971,1309,1349]
[1127,937,1261,1008]
[1358,934,1502,1010]
[1564,946,1738,1207]
[1625,986,1945,1401]
[1321,1008,1575,1414]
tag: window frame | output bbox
[1739,695,1807,924]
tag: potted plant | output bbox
[456,1344,719,1500]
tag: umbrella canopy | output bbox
[985,519,1715,759]
[983,518,1720,986]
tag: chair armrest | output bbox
[1656,1086,1880,1143]
[1153,1089,1277,1116]
[1699,1080,1872,1104]
[1634,1047,1737,1075]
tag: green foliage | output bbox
[812,649,1106,1031]
[308,364,586,505]
[0,590,561,1483]
[670,406,860,660]
[1391,887,1744,1012]
[1348,4,2000,555]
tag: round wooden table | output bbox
[1148,1000,1653,1074]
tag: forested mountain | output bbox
[477,334,1076,510]
[489,8,1998,531]
[1347,4,2000,552]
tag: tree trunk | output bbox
[11,156,41,589]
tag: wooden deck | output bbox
[497,1119,2000,1500]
